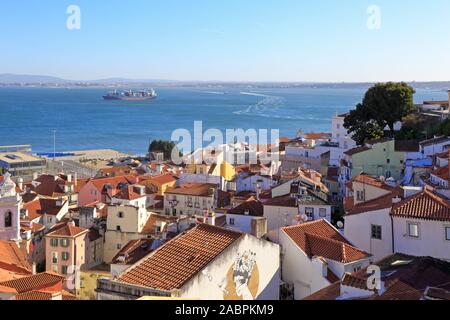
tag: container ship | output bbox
[103,89,157,101]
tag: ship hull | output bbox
[102,95,156,101]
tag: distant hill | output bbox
[0,73,449,90]
[0,73,67,83]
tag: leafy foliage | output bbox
[344,82,416,144]
[148,140,181,160]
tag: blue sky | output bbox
[1,0,450,82]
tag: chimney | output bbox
[67,220,75,227]
[67,174,72,183]
[32,263,37,275]
[17,178,23,191]
[256,183,261,201]
[74,172,78,186]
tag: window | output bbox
[408,223,420,238]
[50,238,58,247]
[117,244,122,250]
[61,266,68,275]
[117,211,124,218]
[60,238,69,247]
[371,225,382,240]
[62,252,69,261]
[52,252,58,264]
[356,191,365,202]
[4,211,12,228]
[229,218,235,226]
[446,227,450,241]
[305,207,314,218]
[116,225,121,231]
[319,208,327,218]
[353,265,362,272]
[386,159,390,164]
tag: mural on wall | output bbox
[223,250,259,300]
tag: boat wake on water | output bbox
[233,92,284,117]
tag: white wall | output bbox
[393,217,450,262]
[298,204,331,223]
[344,208,393,261]
[279,231,330,300]
[179,235,280,300]
[264,205,299,232]
[226,214,253,234]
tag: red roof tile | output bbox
[345,193,394,216]
[227,197,263,217]
[0,272,65,294]
[282,220,371,263]
[431,165,449,181]
[391,190,450,221]
[0,241,32,276]
[264,195,298,208]
[165,183,216,197]
[45,223,88,238]
[118,224,243,291]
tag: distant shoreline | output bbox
[0,82,449,91]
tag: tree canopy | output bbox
[344,82,416,145]
[148,140,181,160]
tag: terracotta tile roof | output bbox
[326,268,340,284]
[304,253,450,300]
[282,220,371,263]
[341,273,369,290]
[264,195,298,208]
[303,282,340,300]
[165,183,216,197]
[0,272,65,294]
[344,146,370,156]
[423,100,449,105]
[112,239,157,265]
[147,173,177,185]
[20,221,45,234]
[118,224,243,291]
[0,241,32,275]
[352,174,397,191]
[114,185,146,201]
[303,133,332,140]
[430,165,449,180]
[391,190,450,221]
[89,175,136,195]
[345,193,394,216]
[15,290,54,300]
[23,198,66,218]
[227,197,263,217]
[31,175,68,197]
[45,222,88,238]
[394,140,420,152]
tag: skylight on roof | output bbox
[391,259,413,266]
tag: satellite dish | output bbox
[337,221,344,229]
[301,214,308,222]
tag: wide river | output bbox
[0,86,447,155]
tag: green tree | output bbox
[343,103,384,145]
[148,140,181,160]
[439,119,450,136]
[344,82,416,144]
